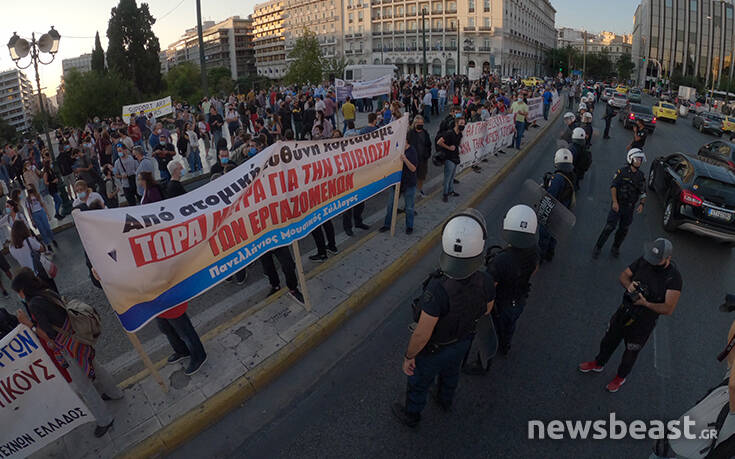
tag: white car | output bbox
[609,92,628,109]
[601,88,615,102]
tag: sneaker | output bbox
[344,228,354,237]
[606,375,626,392]
[355,223,370,230]
[309,253,328,262]
[419,190,426,197]
[379,226,390,233]
[611,246,620,258]
[592,246,601,259]
[327,245,339,254]
[167,352,190,364]
[184,355,207,376]
[442,195,448,203]
[54,214,63,220]
[405,227,413,235]
[267,285,281,297]
[453,179,460,184]
[288,289,305,305]
[94,420,114,438]
[450,191,460,197]
[397,208,405,214]
[578,360,604,373]
[391,402,420,428]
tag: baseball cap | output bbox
[643,238,673,265]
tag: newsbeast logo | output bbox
[528,413,718,441]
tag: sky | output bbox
[0,0,639,99]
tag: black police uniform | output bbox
[488,247,539,354]
[559,121,579,145]
[594,257,682,377]
[403,271,495,419]
[569,142,591,188]
[538,170,576,261]
[603,103,617,138]
[594,165,646,254]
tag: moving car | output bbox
[648,153,735,244]
[522,77,543,87]
[601,88,615,102]
[616,85,630,94]
[609,92,628,109]
[618,103,656,132]
[652,101,678,123]
[627,88,642,103]
[722,116,735,133]
[692,112,725,136]
[698,140,735,170]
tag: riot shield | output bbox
[518,179,576,240]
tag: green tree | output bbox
[0,117,17,145]
[91,31,106,73]
[546,46,579,77]
[31,112,61,133]
[235,74,271,92]
[208,67,234,96]
[617,53,635,81]
[58,69,137,127]
[106,0,162,95]
[284,29,323,85]
[322,54,347,81]
[164,62,203,105]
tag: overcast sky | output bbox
[0,0,638,98]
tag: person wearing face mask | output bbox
[42,154,62,220]
[112,145,139,206]
[153,135,176,184]
[72,179,106,209]
[210,148,235,177]
[22,160,41,194]
[437,116,465,202]
[510,94,529,150]
[407,116,432,197]
[580,238,682,393]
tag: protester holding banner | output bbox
[511,95,529,150]
[380,134,418,234]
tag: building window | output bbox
[349,12,354,22]
[468,17,474,27]
[469,0,474,12]
[483,17,490,28]
[483,0,490,11]
[359,10,363,20]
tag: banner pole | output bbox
[291,240,312,311]
[126,332,168,393]
[390,182,401,237]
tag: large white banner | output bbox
[526,96,543,122]
[73,117,409,332]
[350,74,392,99]
[457,114,516,172]
[122,96,173,123]
[0,325,92,458]
[467,67,482,81]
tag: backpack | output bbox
[46,293,102,346]
[0,307,19,339]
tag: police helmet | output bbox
[563,112,576,121]
[554,148,574,173]
[627,148,646,165]
[578,103,587,112]
[440,208,488,279]
[608,98,615,106]
[502,205,538,249]
[572,127,586,140]
[582,112,593,122]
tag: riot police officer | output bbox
[569,127,590,189]
[592,148,647,259]
[559,112,578,146]
[393,209,495,427]
[581,112,593,148]
[539,149,576,262]
[488,205,540,355]
[602,98,617,139]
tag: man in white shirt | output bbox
[422,91,433,123]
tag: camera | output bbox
[624,282,648,304]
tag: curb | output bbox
[121,107,563,458]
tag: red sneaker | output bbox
[578,360,604,373]
[606,376,626,392]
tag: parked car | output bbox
[616,85,630,94]
[693,111,725,136]
[522,77,543,87]
[609,92,628,109]
[618,103,656,132]
[652,101,678,123]
[628,88,642,103]
[698,140,735,170]
[601,88,615,102]
[648,153,735,244]
[722,116,735,133]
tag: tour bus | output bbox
[343,64,398,83]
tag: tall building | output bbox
[632,0,735,87]
[159,16,256,81]
[0,69,35,132]
[253,0,287,79]
[61,53,93,76]
[283,0,342,74]
[556,28,632,63]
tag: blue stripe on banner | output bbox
[118,170,402,332]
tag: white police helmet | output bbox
[440,208,488,279]
[582,112,593,122]
[572,127,586,140]
[578,103,587,111]
[627,148,646,165]
[502,205,538,249]
[554,148,574,173]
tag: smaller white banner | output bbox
[350,75,392,99]
[122,96,173,123]
[467,67,482,81]
[457,114,516,172]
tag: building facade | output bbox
[61,53,93,76]
[282,0,343,75]
[558,29,632,62]
[0,69,35,132]
[253,0,287,79]
[632,0,735,87]
[159,16,256,81]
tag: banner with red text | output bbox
[457,114,516,172]
[0,325,92,458]
[73,117,408,332]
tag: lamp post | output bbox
[7,27,70,207]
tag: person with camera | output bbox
[437,116,465,203]
[392,209,495,428]
[579,238,682,393]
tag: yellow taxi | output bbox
[522,77,544,87]
[722,116,735,132]
[651,101,678,123]
[616,85,629,94]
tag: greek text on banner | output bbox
[73,117,409,332]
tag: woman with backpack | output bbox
[12,267,122,437]
[9,219,58,293]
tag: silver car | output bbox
[609,92,628,109]
[601,88,615,102]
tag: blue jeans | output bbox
[543,103,550,120]
[405,338,472,415]
[188,148,202,172]
[31,209,54,245]
[442,160,457,196]
[383,185,416,229]
[212,129,222,150]
[514,121,525,149]
[51,192,62,217]
[423,106,431,123]
[156,313,206,364]
[439,97,447,113]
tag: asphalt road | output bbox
[174,94,735,458]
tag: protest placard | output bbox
[456,114,516,172]
[122,96,173,123]
[350,74,392,99]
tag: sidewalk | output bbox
[32,106,564,459]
